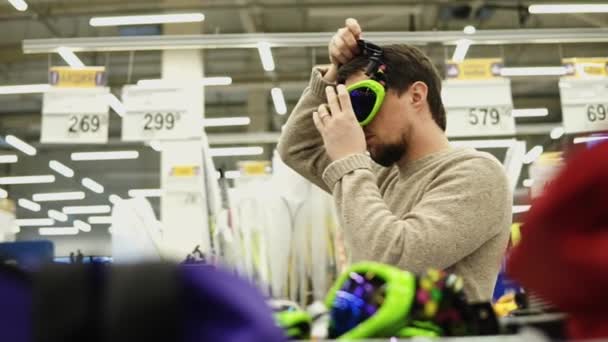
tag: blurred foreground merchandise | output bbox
[508,141,608,340]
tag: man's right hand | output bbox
[324,18,362,83]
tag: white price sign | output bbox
[121,86,202,141]
[41,88,110,144]
[559,78,608,134]
[442,79,516,138]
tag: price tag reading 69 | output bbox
[586,104,608,123]
[143,112,181,131]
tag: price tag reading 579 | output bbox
[142,112,181,131]
[468,107,501,126]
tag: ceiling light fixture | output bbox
[8,0,28,11]
[33,191,85,202]
[463,25,476,35]
[106,93,126,117]
[550,127,565,139]
[90,13,205,27]
[573,135,608,144]
[71,150,139,161]
[88,216,112,224]
[523,145,544,164]
[0,154,18,163]
[452,39,472,63]
[63,205,111,215]
[18,198,41,212]
[0,84,50,95]
[108,194,122,204]
[209,146,264,157]
[49,160,75,178]
[512,205,531,214]
[529,4,608,14]
[203,117,251,127]
[137,76,232,87]
[5,135,36,155]
[257,42,275,72]
[0,175,55,185]
[48,209,68,222]
[271,87,287,115]
[0,188,7,199]
[500,66,567,76]
[56,47,85,68]
[81,177,104,194]
[39,227,79,236]
[128,188,162,197]
[522,179,534,188]
[74,219,92,232]
[511,108,549,117]
[16,218,55,226]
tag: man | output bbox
[277,18,511,302]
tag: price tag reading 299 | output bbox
[468,107,501,126]
[142,112,181,131]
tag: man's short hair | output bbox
[337,44,447,131]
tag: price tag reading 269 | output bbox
[467,107,501,126]
[67,114,104,134]
[142,112,181,131]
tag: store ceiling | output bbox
[1,0,607,249]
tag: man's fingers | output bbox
[345,18,362,38]
[325,86,341,116]
[312,111,324,132]
[329,45,347,65]
[333,36,353,60]
[336,84,355,119]
[341,31,359,55]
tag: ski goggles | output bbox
[346,40,388,127]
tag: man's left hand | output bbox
[313,84,366,161]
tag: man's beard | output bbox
[369,139,407,167]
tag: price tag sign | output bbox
[41,88,110,144]
[442,79,516,137]
[121,86,202,141]
[559,78,608,134]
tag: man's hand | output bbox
[324,18,362,83]
[313,85,366,162]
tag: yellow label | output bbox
[562,58,608,78]
[445,58,503,80]
[510,223,521,246]
[170,165,200,177]
[238,161,270,176]
[49,66,106,88]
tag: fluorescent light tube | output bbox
[529,4,608,14]
[48,209,68,222]
[0,188,7,199]
[56,47,85,68]
[0,155,18,163]
[500,66,567,76]
[463,25,476,35]
[511,108,549,117]
[550,127,565,140]
[108,194,122,204]
[523,145,544,164]
[5,135,36,156]
[271,87,287,115]
[573,136,608,144]
[209,146,264,157]
[8,0,28,11]
[0,175,55,185]
[71,150,139,161]
[137,76,232,87]
[16,218,55,226]
[257,41,275,71]
[0,84,50,95]
[128,188,162,197]
[81,177,104,194]
[63,205,111,215]
[452,39,472,63]
[18,198,40,212]
[39,227,79,236]
[49,160,74,178]
[522,179,534,188]
[512,205,531,214]
[106,93,125,117]
[33,191,86,202]
[90,13,205,27]
[88,216,112,224]
[74,219,91,232]
[203,117,251,127]
[148,140,161,152]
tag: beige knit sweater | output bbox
[277,68,512,302]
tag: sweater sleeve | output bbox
[324,153,511,273]
[277,67,335,193]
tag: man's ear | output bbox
[409,81,429,110]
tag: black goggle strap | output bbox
[357,39,388,88]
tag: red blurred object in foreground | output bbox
[508,141,608,340]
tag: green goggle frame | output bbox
[346,79,386,127]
